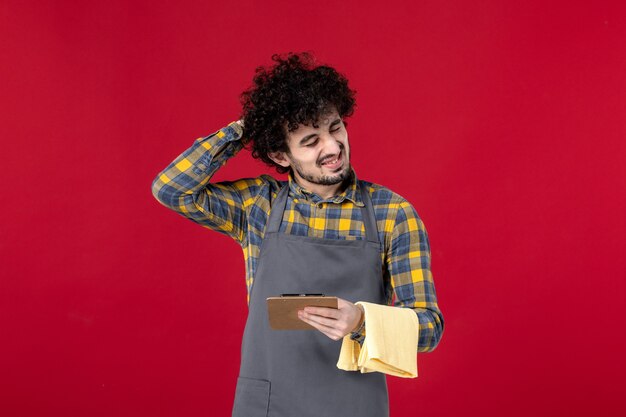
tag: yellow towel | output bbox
[336,302,419,378]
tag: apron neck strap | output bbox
[359,182,380,244]
[266,184,290,234]
[266,181,380,245]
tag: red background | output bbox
[2,1,625,416]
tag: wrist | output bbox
[227,120,244,141]
[351,304,365,333]
[349,305,366,345]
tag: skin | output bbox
[269,107,352,199]
[299,300,364,341]
[264,107,365,340]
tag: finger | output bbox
[304,306,341,319]
[298,313,335,332]
[300,310,354,335]
[336,297,349,308]
[336,298,356,311]
[298,313,343,340]
[299,310,339,328]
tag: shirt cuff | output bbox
[225,120,244,141]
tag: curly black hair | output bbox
[239,52,356,174]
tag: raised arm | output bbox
[151,121,263,244]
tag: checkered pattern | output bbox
[152,122,443,352]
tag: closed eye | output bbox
[299,119,343,147]
[330,119,343,132]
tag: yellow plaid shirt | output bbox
[152,122,443,352]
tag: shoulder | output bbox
[223,174,278,188]
[259,174,287,196]
[234,174,288,208]
[360,180,417,212]
[214,174,281,208]
[220,174,282,191]
[359,179,425,233]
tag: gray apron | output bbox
[232,181,389,417]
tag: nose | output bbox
[319,133,342,156]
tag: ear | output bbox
[268,151,291,168]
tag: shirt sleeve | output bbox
[151,121,263,245]
[386,201,444,352]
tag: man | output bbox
[152,52,443,417]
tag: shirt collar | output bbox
[288,168,364,207]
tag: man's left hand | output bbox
[297,298,364,341]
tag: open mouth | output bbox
[321,152,343,170]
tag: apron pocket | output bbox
[232,376,271,417]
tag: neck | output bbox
[293,172,351,200]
